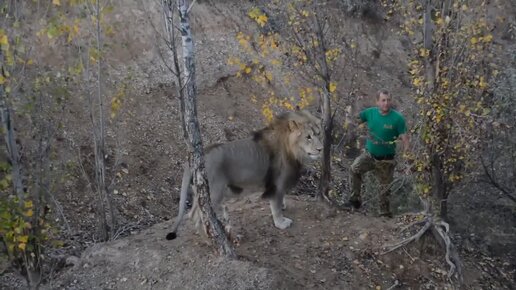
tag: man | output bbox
[346,90,409,218]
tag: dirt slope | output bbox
[41,195,511,290]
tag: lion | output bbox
[166,110,323,240]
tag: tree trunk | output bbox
[313,9,332,201]
[0,51,24,200]
[430,152,448,219]
[90,0,116,241]
[423,0,436,92]
[1,35,42,290]
[175,0,236,258]
[424,0,449,220]
[318,90,332,200]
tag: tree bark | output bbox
[424,0,450,220]
[431,152,447,219]
[423,0,436,92]
[175,0,236,258]
[313,9,332,201]
[318,90,332,201]
[0,48,24,201]
[0,33,42,290]
[90,0,116,241]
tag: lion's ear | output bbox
[288,120,300,132]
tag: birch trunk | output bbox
[175,0,236,258]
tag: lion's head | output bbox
[256,110,323,164]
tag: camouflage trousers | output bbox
[350,150,396,216]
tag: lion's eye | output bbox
[306,135,312,140]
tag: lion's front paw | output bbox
[224,224,232,236]
[274,216,293,229]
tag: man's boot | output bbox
[379,198,392,218]
[344,198,362,209]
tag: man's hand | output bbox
[399,150,413,175]
[403,165,412,175]
[400,134,410,153]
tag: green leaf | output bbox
[47,25,60,39]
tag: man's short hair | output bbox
[377,90,390,99]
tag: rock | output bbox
[65,256,80,267]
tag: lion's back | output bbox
[205,138,270,188]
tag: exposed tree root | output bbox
[382,201,463,283]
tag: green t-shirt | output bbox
[359,107,407,157]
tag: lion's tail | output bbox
[166,164,192,240]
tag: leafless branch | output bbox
[480,156,516,203]
[186,0,197,14]
[386,280,400,290]
[49,193,72,236]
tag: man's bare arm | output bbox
[400,133,409,154]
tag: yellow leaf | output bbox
[482,34,493,43]
[0,75,5,85]
[52,0,61,5]
[18,242,26,251]
[255,14,268,27]
[470,37,478,45]
[25,209,33,217]
[24,200,33,209]
[0,34,8,48]
[265,71,273,81]
[478,76,488,89]
[329,82,337,93]
[419,48,430,57]
[244,67,252,74]
[18,235,28,243]
[283,101,293,110]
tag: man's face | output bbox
[377,93,392,114]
